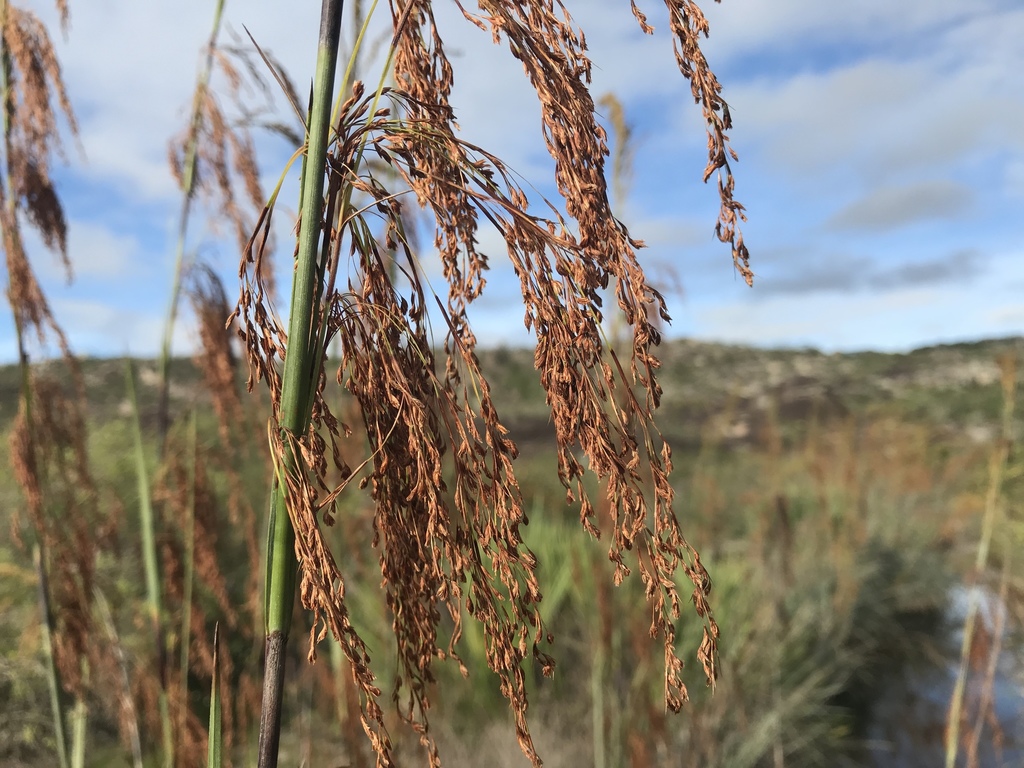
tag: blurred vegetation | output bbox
[2,336,1022,766]
[4,335,1019,446]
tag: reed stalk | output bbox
[125,359,174,767]
[208,623,224,768]
[257,2,344,765]
[965,549,1011,768]
[94,587,144,768]
[180,412,198,710]
[69,661,88,768]
[590,644,607,768]
[3,6,79,765]
[945,354,1017,767]
[156,0,227,442]
[33,542,70,768]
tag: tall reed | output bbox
[1,4,100,764]
[254,4,347,764]
[236,1,747,765]
[208,623,224,768]
[33,542,69,768]
[945,354,1017,767]
[0,0,752,765]
[157,0,227,443]
[125,359,174,766]
[148,1,290,759]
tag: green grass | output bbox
[0,339,1019,766]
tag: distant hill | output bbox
[465,336,1024,449]
[2,336,1021,450]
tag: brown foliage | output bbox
[231,1,745,764]
[2,0,101,715]
[168,37,296,299]
[658,1,751,283]
[9,374,101,698]
[154,420,271,765]
[1,2,78,352]
[189,264,244,445]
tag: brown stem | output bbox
[257,632,288,768]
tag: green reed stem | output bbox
[208,623,224,768]
[126,359,174,767]
[34,543,70,768]
[156,0,226,442]
[69,660,88,768]
[258,2,345,766]
[94,586,144,768]
[180,412,198,709]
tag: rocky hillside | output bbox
[474,335,1024,449]
[2,335,1020,450]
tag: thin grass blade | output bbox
[208,623,224,768]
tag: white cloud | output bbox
[827,180,973,232]
[695,288,945,351]
[38,0,324,203]
[1005,155,1024,198]
[692,245,1024,350]
[18,217,144,287]
[987,304,1024,329]
[701,0,1015,60]
[49,298,195,359]
[65,220,142,279]
[705,6,1024,184]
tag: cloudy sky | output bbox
[5,0,1022,361]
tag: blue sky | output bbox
[5,0,1022,361]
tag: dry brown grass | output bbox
[1,1,77,355]
[167,38,285,278]
[233,2,748,764]
[1,9,103,759]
